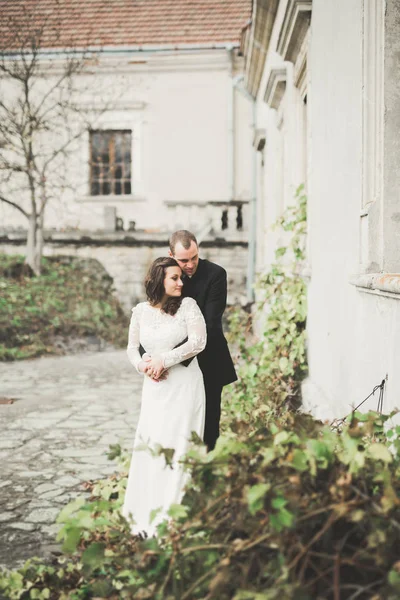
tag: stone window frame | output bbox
[277,0,312,65]
[78,108,146,204]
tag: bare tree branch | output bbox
[0,194,30,218]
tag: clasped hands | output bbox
[139,353,168,382]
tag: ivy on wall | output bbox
[224,184,308,422]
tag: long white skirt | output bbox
[122,358,205,536]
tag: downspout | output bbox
[247,100,257,304]
[227,47,235,201]
[232,75,257,304]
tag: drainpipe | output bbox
[247,100,257,304]
[227,47,235,201]
[232,75,257,304]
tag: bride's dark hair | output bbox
[144,257,183,316]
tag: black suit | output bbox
[182,258,237,450]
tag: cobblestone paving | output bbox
[0,351,142,570]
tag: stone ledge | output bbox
[349,273,400,297]
[78,194,146,204]
[0,230,248,248]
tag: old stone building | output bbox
[0,0,254,308]
[243,0,400,418]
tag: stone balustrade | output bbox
[164,200,249,240]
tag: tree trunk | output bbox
[26,214,38,274]
[35,212,44,275]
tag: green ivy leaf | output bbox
[247,483,271,516]
[271,496,287,510]
[81,542,105,568]
[291,449,308,472]
[368,443,393,463]
[278,356,289,372]
[56,497,86,523]
[168,504,189,520]
[61,527,82,554]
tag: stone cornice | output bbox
[277,0,312,64]
[21,48,234,76]
[264,67,287,110]
[244,0,280,98]
[350,273,400,297]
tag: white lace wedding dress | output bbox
[122,296,207,536]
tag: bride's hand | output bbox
[138,354,151,374]
[138,360,149,374]
[146,355,164,380]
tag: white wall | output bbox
[254,0,400,419]
[304,0,363,417]
[0,49,253,235]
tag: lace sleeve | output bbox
[127,304,144,374]
[161,298,207,369]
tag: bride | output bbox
[122,256,207,536]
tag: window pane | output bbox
[91,180,99,196]
[124,136,131,162]
[115,165,122,180]
[102,181,110,195]
[124,181,131,195]
[115,133,123,162]
[102,164,110,180]
[115,181,122,195]
[91,133,101,162]
[102,143,110,164]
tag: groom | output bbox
[169,230,237,451]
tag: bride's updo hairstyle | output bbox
[145,257,183,316]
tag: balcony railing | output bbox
[164,200,249,241]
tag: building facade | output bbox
[244,0,400,419]
[0,0,254,307]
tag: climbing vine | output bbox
[224,184,308,422]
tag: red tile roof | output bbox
[0,0,252,50]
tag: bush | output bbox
[0,254,129,360]
[1,412,400,599]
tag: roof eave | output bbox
[1,41,242,58]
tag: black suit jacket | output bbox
[182,258,237,387]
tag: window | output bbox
[89,130,132,196]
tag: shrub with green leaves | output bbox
[0,254,129,360]
[2,412,400,599]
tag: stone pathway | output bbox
[0,351,142,571]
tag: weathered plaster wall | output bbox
[383,0,400,273]
[302,0,363,418]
